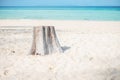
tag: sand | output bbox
[0,20,120,80]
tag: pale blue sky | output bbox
[0,0,120,6]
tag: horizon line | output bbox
[0,5,120,7]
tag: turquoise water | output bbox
[0,6,120,21]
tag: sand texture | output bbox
[0,20,120,80]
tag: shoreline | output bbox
[0,19,120,33]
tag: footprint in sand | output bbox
[4,70,9,76]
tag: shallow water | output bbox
[0,6,120,21]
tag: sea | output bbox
[0,6,120,21]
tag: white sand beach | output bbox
[0,20,120,80]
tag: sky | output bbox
[0,0,120,6]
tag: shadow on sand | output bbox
[61,46,71,52]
